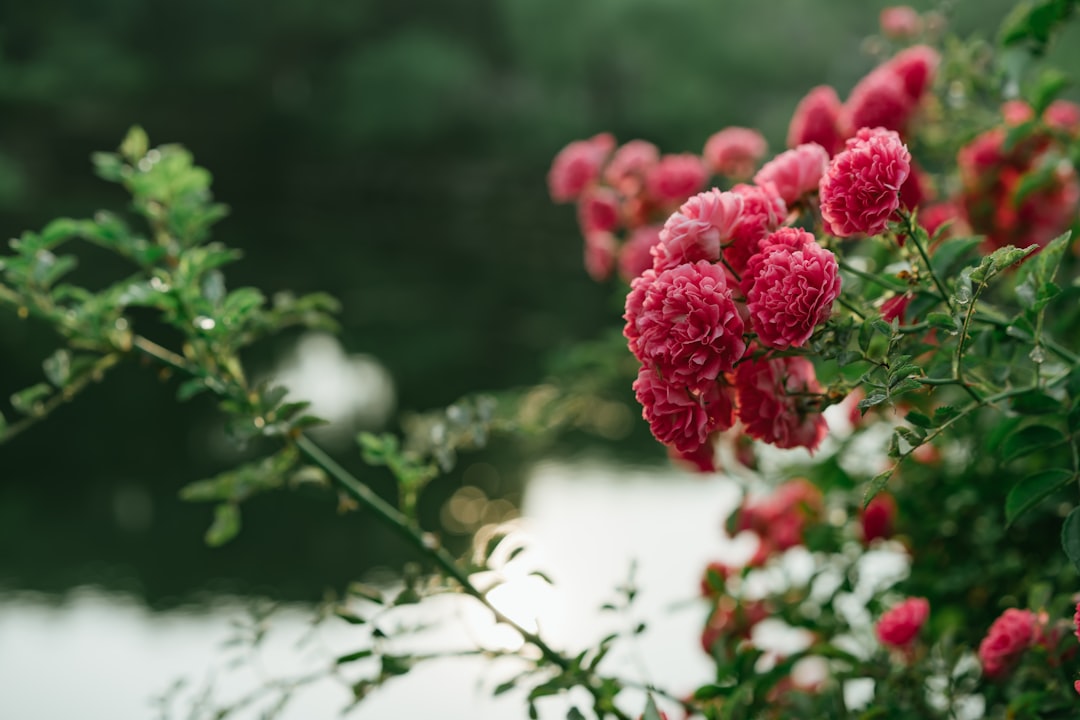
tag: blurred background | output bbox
[0,0,1075,717]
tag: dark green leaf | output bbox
[1061,507,1080,573]
[930,236,983,278]
[926,312,959,332]
[334,610,367,625]
[906,410,934,428]
[205,503,241,546]
[1010,390,1062,415]
[1001,424,1066,462]
[335,649,373,665]
[1006,469,1075,526]
[1032,68,1071,112]
[567,708,587,720]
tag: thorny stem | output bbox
[127,332,633,720]
[900,211,955,314]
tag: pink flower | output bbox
[741,228,841,350]
[548,133,615,203]
[671,440,719,473]
[842,69,913,136]
[735,356,829,452]
[899,163,933,211]
[876,597,929,648]
[577,187,620,233]
[880,6,923,39]
[725,183,787,273]
[919,201,963,238]
[618,224,663,281]
[735,478,823,556]
[605,139,660,191]
[880,293,912,324]
[1074,601,1080,642]
[862,492,897,542]
[788,86,845,155]
[979,608,1037,680]
[651,189,744,272]
[645,154,709,204]
[820,127,912,237]
[1045,100,1080,136]
[704,127,768,179]
[1002,99,1036,126]
[633,366,734,453]
[624,261,746,383]
[584,231,616,281]
[883,45,940,102]
[753,143,830,207]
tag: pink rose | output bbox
[1045,99,1080,136]
[618,224,663,281]
[880,293,912,324]
[1073,602,1080,643]
[820,127,912,237]
[862,491,897,542]
[577,186,620,234]
[725,183,787,273]
[651,189,744,272]
[788,85,845,155]
[645,153,709,204]
[735,356,829,452]
[633,366,734,453]
[842,69,913,136]
[1002,99,1036,126]
[876,597,929,647]
[880,6,923,39]
[624,261,746,383]
[753,143,830,207]
[919,201,963,239]
[703,127,768,179]
[741,228,841,350]
[978,608,1037,680]
[605,139,660,192]
[882,45,940,102]
[547,133,615,203]
[583,231,616,281]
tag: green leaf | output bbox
[926,312,959,332]
[642,695,664,720]
[906,410,934,428]
[42,349,72,388]
[91,152,125,182]
[863,467,894,508]
[930,236,983,279]
[120,126,150,162]
[176,378,209,402]
[567,709,587,720]
[335,649,373,665]
[205,503,241,546]
[0,410,7,435]
[1006,469,1075,526]
[10,383,52,416]
[1032,67,1070,112]
[1061,507,1080,573]
[1001,424,1066,462]
[1010,390,1062,415]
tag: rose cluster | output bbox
[956,99,1080,251]
[548,128,773,283]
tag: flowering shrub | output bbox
[547,2,1080,717]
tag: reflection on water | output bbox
[0,461,742,719]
